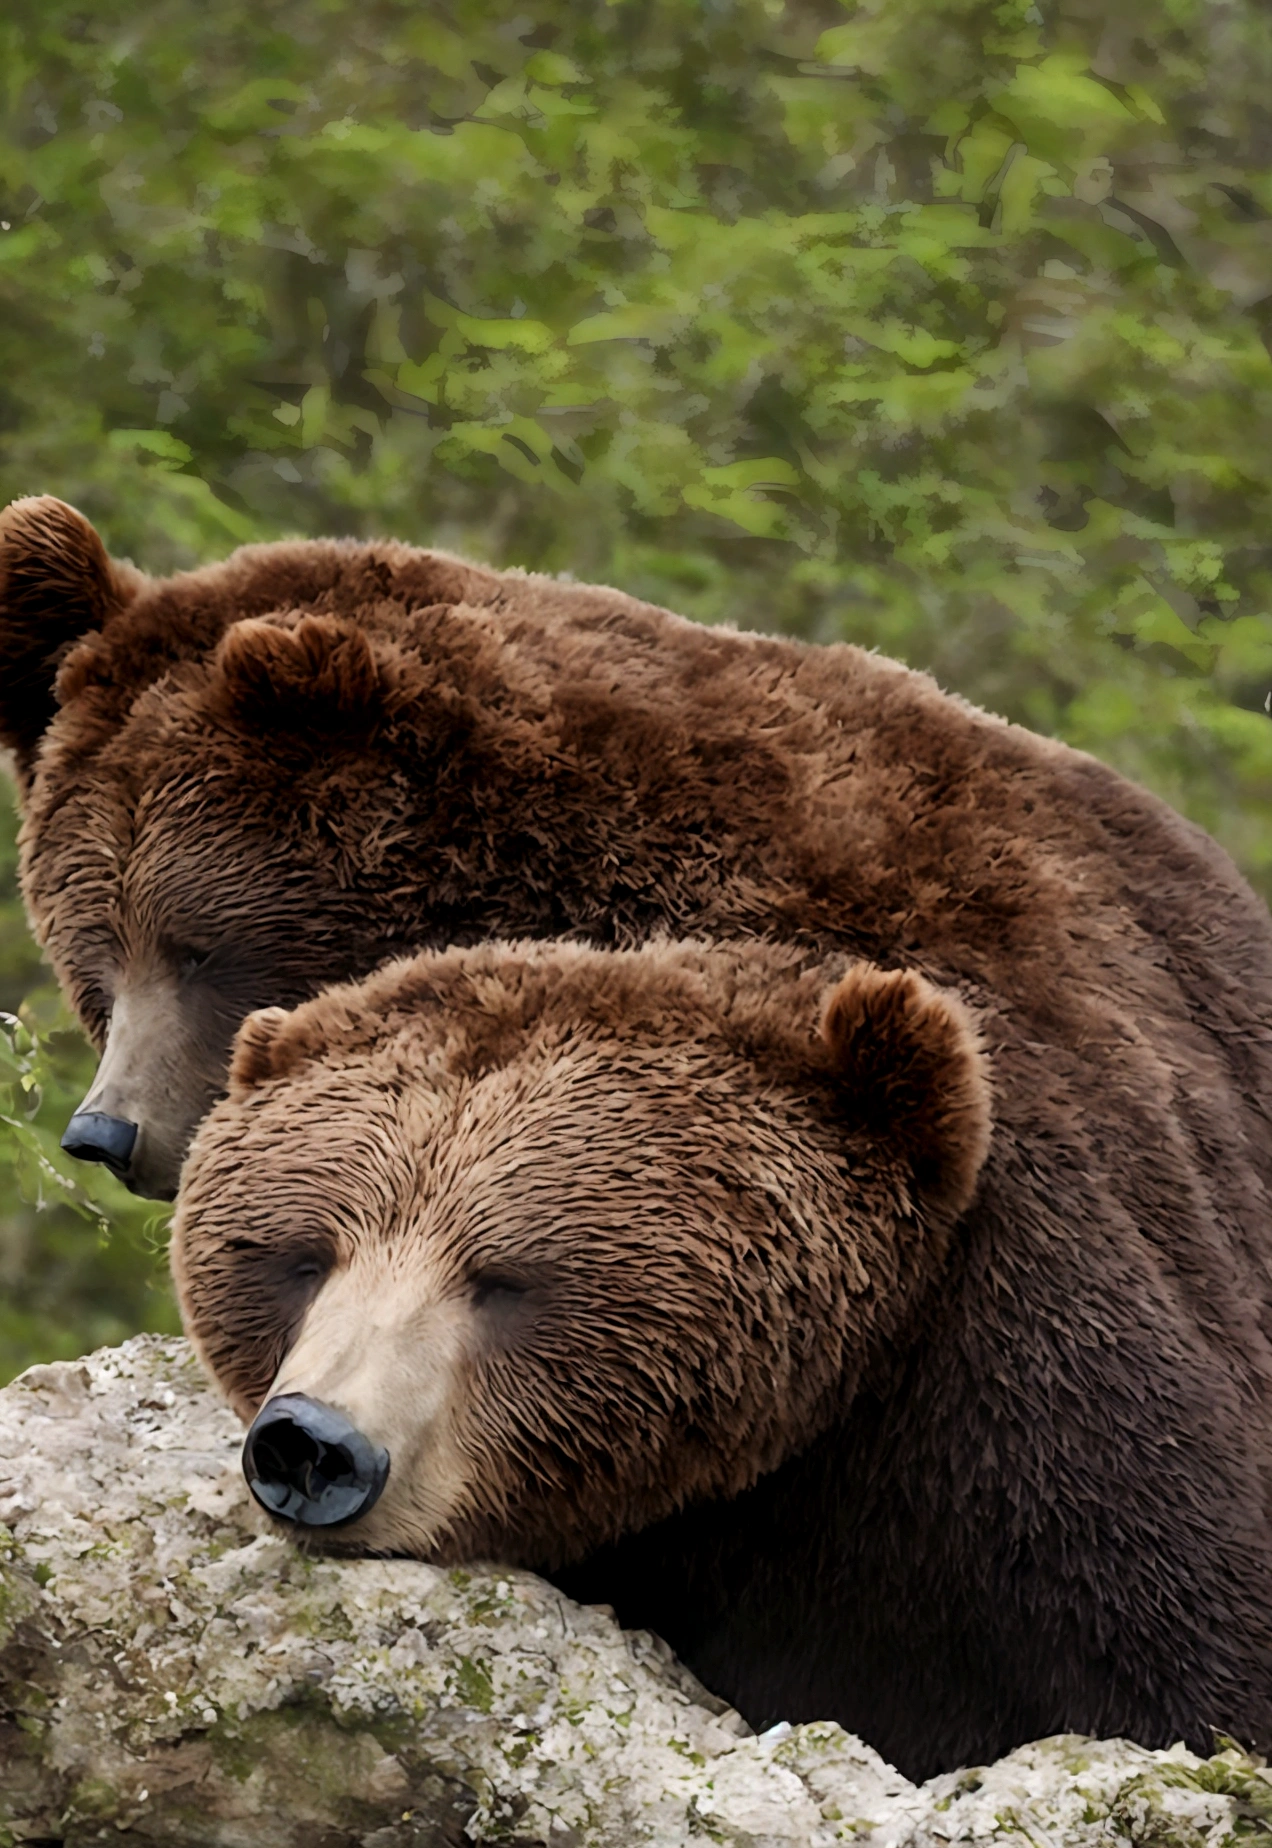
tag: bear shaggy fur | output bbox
[4,494,1272,1771]
[172,939,1272,1782]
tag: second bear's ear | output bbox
[0,497,143,779]
[823,963,992,1225]
[230,1007,294,1095]
[212,614,393,733]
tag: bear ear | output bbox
[212,613,391,733]
[230,1007,294,1095]
[822,963,992,1224]
[0,496,143,780]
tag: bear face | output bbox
[0,498,510,1195]
[171,941,991,1569]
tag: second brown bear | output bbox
[173,939,1272,1782]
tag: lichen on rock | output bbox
[0,1337,1268,1847]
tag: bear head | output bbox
[171,939,991,1568]
[0,496,503,1198]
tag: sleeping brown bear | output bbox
[4,492,1272,1228]
[172,940,1272,1782]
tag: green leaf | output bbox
[105,430,194,467]
[568,306,684,346]
[524,50,585,87]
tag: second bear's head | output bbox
[172,939,991,1565]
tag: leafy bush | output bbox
[2,0,1271,1378]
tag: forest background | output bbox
[2,0,1271,1381]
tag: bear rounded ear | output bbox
[212,613,390,733]
[230,1007,293,1094]
[822,963,992,1224]
[0,496,143,780]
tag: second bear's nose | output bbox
[242,1393,390,1528]
[61,1110,138,1176]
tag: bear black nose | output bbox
[61,1110,138,1177]
[242,1394,390,1528]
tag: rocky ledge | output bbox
[0,1337,1269,1848]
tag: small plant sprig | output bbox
[0,1009,110,1236]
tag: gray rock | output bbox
[0,1337,1268,1847]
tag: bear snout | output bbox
[67,976,232,1199]
[243,1392,389,1529]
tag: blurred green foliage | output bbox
[0,801,181,1383]
[1,0,1271,1380]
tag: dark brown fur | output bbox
[6,495,1272,1774]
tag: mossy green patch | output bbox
[1143,1751,1272,1838]
[451,1655,495,1716]
[501,1730,539,1767]
[0,1553,39,1651]
[67,1775,127,1822]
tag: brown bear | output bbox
[3,492,1272,1219]
[171,939,1272,1782]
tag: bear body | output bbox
[172,940,1272,1782]
[5,496,1272,1771]
[2,495,1271,1214]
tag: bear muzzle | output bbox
[63,975,231,1199]
[242,1393,390,1528]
